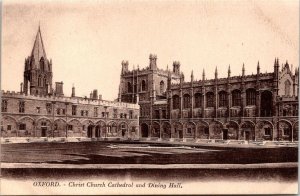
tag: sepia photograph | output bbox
[1,0,299,195]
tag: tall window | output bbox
[141,80,146,91]
[43,78,47,88]
[246,88,256,106]
[19,101,25,113]
[160,80,165,94]
[261,91,273,117]
[232,90,241,107]
[38,76,42,87]
[155,110,160,119]
[94,107,98,117]
[183,94,190,109]
[46,103,52,114]
[127,82,132,93]
[129,110,133,119]
[285,80,291,96]
[206,92,214,107]
[72,105,77,116]
[1,100,7,112]
[219,91,227,107]
[114,109,118,118]
[194,93,202,108]
[173,95,180,109]
[40,58,45,71]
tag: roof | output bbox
[31,26,47,63]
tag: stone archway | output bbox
[197,121,209,139]
[172,122,183,139]
[240,121,255,141]
[210,121,223,139]
[185,122,196,139]
[293,122,298,141]
[152,122,160,138]
[256,121,274,141]
[226,121,239,140]
[162,122,171,139]
[279,120,293,141]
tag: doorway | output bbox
[223,129,228,140]
[245,131,250,141]
[41,127,47,137]
[87,126,93,138]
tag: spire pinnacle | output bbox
[31,25,47,64]
[242,63,245,76]
[191,70,194,81]
[228,65,231,77]
[215,66,218,78]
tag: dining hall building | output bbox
[118,54,299,142]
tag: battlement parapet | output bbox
[2,90,139,109]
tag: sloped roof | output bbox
[31,26,47,63]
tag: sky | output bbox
[2,0,299,100]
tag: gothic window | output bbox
[1,100,7,112]
[204,127,209,135]
[194,93,202,108]
[246,88,256,106]
[206,92,214,107]
[141,80,147,91]
[45,103,51,114]
[172,95,180,109]
[114,109,118,118]
[162,110,166,119]
[72,105,77,116]
[40,58,45,71]
[68,125,73,131]
[43,78,47,87]
[232,90,241,107]
[127,82,132,93]
[155,110,160,119]
[94,107,98,117]
[57,108,61,115]
[260,91,273,117]
[38,76,42,87]
[19,101,25,113]
[129,110,133,119]
[36,107,41,113]
[284,80,291,96]
[160,81,165,94]
[219,91,227,107]
[183,94,191,109]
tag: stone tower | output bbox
[23,26,53,96]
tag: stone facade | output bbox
[119,54,299,141]
[1,27,139,139]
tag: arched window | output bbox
[172,95,180,109]
[160,81,165,94]
[40,58,45,71]
[127,82,132,93]
[183,94,190,109]
[206,92,214,107]
[141,80,146,91]
[285,80,291,96]
[38,76,42,87]
[232,90,241,107]
[194,93,202,108]
[246,88,256,106]
[261,91,273,117]
[43,78,47,87]
[219,91,227,107]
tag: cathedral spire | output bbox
[228,65,231,77]
[242,63,245,76]
[31,25,47,65]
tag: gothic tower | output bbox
[23,26,53,96]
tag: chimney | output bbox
[93,89,98,99]
[55,82,64,96]
[71,85,75,97]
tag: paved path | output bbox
[2,162,297,169]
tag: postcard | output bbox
[1,0,298,195]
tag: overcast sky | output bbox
[2,0,299,100]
